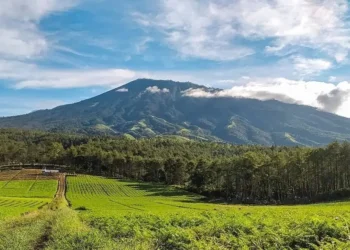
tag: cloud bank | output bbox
[182,78,350,118]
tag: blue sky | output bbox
[2,0,350,117]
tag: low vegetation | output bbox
[0,170,349,249]
[0,169,57,219]
[65,175,350,249]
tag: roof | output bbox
[42,169,59,173]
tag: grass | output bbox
[66,175,350,249]
[0,180,58,198]
[1,172,350,249]
[0,197,50,219]
[66,175,202,217]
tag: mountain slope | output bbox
[1,79,350,146]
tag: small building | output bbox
[42,168,59,175]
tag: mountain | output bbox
[1,79,350,146]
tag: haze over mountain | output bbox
[1,79,350,146]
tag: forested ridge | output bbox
[1,129,350,204]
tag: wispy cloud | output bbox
[293,56,332,76]
[0,58,305,89]
[0,0,78,60]
[135,0,350,63]
[14,69,137,89]
[133,0,254,61]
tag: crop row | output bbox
[0,198,46,208]
[67,175,148,198]
[0,180,58,198]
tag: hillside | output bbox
[1,79,350,146]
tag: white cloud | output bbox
[182,78,350,118]
[236,0,350,58]
[136,0,350,62]
[2,57,350,118]
[14,69,137,89]
[0,57,315,89]
[145,86,170,93]
[116,88,129,92]
[133,0,254,61]
[293,57,332,76]
[0,0,77,59]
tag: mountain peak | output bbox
[1,78,350,146]
[115,79,207,93]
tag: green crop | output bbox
[65,175,350,249]
[0,180,57,219]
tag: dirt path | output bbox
[55,173,66,199]
[34,174,67,249]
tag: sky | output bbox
[2,0,350,117]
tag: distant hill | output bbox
[1,79,350,146]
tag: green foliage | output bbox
[0,180,57,198]
[0,178,57,218]
[66,175,350,250]
[3,129,350,203]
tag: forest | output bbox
[1,129,350,204]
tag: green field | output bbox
[0,180,57,219]
[66,175,210,217]
[66,175,350,249]
[1,174,350,249]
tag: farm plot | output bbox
[0,169,59,180]
[0,197,50,219]
[0,169,58,218]
[0,180,58,198]
[67,175,229,217]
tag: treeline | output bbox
[1,129,350,204]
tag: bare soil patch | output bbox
[0,169,59,181]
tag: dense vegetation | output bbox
[1,79,350,146]
[2,129,350,204]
